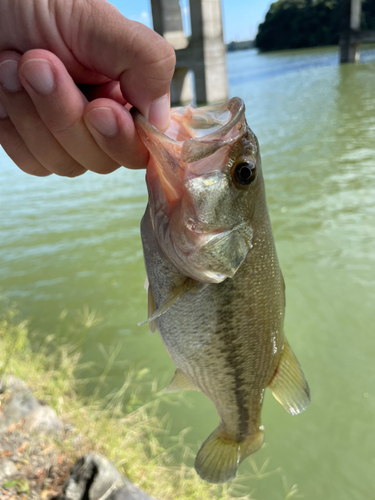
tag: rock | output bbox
[0,459,18,483]
[0,375,29,394]
[0,375,28,394]
[108,483,156,500]
[23,404,63,436]
[60,452,155,500]
[60,452,127,500]
[0,390,62,437]
[0,378,156,500]
[0,391,39,432]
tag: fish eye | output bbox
[232,161,256,187]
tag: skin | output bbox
[0,0,176,177]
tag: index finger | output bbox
[56,0,176,130]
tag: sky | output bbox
[108,0,273,43]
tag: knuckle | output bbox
[162,44,177,71]
[143,45,176,87]
[2,146,51,177]
[64,168,86,178]
[47,115,82,136]
[129,27,176,76]
[89,161,119,175]
[26,165,52,177]
[52,158,85,177]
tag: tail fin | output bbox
[194,427,264,484]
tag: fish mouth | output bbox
[132,97,245,157]
[132,98,247,206]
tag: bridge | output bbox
[149,0,375,105]
[340,0,375,62]
[150,0,228,105]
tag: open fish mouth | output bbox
[133,97,245,151]
[132,97,247,200]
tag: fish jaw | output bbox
[134,98,260,283]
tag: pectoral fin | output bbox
[138,279,207,327]
[166,369,199,392]
[138,285,185,327]
[147,286,157,333]
[142,277,157,332]
[269,338,310,415]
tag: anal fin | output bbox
[166,369,199,392]
[268,338,310,415]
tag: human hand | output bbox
[0,0,175,176]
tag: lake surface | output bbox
[1,45,375,499]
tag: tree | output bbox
[255,0,375,52]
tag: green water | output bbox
[1,45,375,499]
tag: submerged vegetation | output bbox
[0,299,301,499]
[256,0,375,52]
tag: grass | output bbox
[0,302,251,500]
[0,300,302,500]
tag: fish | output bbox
[133,97,310,484]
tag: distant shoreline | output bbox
[226,40,255,52]
[226,40,375,54]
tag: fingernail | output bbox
[86,107,118,137]
[148,94,170,131]
[21,59,55,94]
[0,60,22,92]
[0,100,7,119]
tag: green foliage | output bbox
[255,0,375,52]
[362,0,375,30]
[3,478,30,494]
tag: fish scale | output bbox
[135,98,310,484]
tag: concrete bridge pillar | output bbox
[339,0,362,63]
[151,0,228,105]
[170,67,194,105]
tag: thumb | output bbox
[58,0,176,130]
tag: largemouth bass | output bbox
[133,98,310,484]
